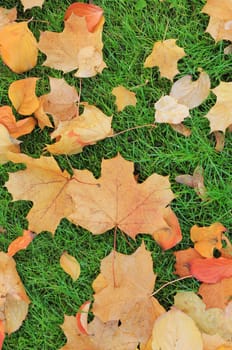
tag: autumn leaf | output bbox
[45,104,112,155]
[112,86,137,112]
[64,2,104,32]
[190,257,232,283]
[204,82,232,133]
[76,301,91,335]
[36,77,79,128]
[0,7,17,28]
[0,106,35,138]
[0,21,38,73]
[152,308,203,350]
[38,13,106,77]
[144,39,186,80]
[174,247,202,277]
[5,152,74,234]
[170,70,210,109]
[0,125,20,164]
[0,252,30,335]
[21,0,45,10]
[8,78,39,116]
[7,230,35,257]
[190,222,226,258]
[198,277,232,309]
[60,252,80,281]
[154,95,189,124]
[67,153,181,246]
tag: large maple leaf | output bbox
[67,153,181,247]
[38,13,106,78]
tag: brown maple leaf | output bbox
[0,252,30,335]
[38,13,106,77]
[144,39,186,81]
[67,153,181,246]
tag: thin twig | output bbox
[151,275,193,297]
[107,124,156,139]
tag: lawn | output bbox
[0,0,232,349]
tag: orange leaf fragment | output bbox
[76,301,91,335]
[198,277,232,309]
[7,230,35,257]
[64,2,104,32]
[68,153,179,244]
[174,247,202,277]
[0,321,4,350]
[0,125,20,164]
[38,14,106,77]
[0,106,35,138]
[8,78,39,116]
[190,257,232,283]
[0,22,38,73]
[21,0,44,10]
[0,7,17,28]
[190,222,226,258]
[0,252,30,335]
[112,86,137,112]
[144,39,186,81]
[60,252,80,281]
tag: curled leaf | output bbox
[60,252,80,281]
[76,301,91,335]
[7,230,35,257]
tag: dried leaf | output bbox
[152,308,203,350]
[174,247,202,277]
[155,95,189,124]
[7,230,35,257]
[214,131,225,152]
[76,301,91,335]
[60,252,80,281]
[38,14,106,77]
[8,78,39,116]
[21,0,44,10]
[0,252,30,334]
[190,257,232,283]
[112,86,137,112]
[45,104,112,155]
[190,223,226,258]
[0,125,20,164]
[170,70,210,109]
[0,106,35,138]
[170,122,191,136]
[64,2,104,32]
[205,82,232,133]
[68,153,180,244]
[198,277,232,309]
[0,7,17,28]
[0,22,38,73]
[144,39,186,80]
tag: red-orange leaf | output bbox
[64,3,103,32]
[190,257,232,283]
[0,321,4,350]
[7,230,35,257]
[76,301,91,335]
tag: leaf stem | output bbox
[112,226,118,288]
[108,124,156,139]
[151,275,193,297]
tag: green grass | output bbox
[0,0,232,349]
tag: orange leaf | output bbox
[190,257,232,283]
[60,252,80,281]
[112,86,137,112]
[76,301,91,335]
[174,248,202,277]
[198,277,232,309]
[0,125,20,164]
[7,230,35,257]
[8,78,39,116]
[64,2,104,32]
[0,22,37,73]
[0,321,5,350]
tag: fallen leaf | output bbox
[152,308,203,350]
[190,223,226,258]
[202,333,232,350]
[224,44,232,54]
[38,13,106,77]
[76,301,91,335]
[21,0,44,10]
[0,7,17,28]
[64,2,104,32]
[5,152,74,234]
[0,21,38,73]
[33,100,53,129]
[144,39,186,80]
[67,153,180,245]
[37,77,79,127]
[154,95,189,124]
[0,105,35,138]
[190,257,232,283]
[174,247,202,277]
[0,125,20,164]
[170,122,191,136]
[45,104,112,155]
[112,86,137,112]
[170,70,210,109]
[7,230,35,257]
[214,131,225,152]
[198,277,232,309]
[204,82,232,133]
[0,321,4,350]
[60,252,80,281]
[174,292,232,342]
[8,78,39,116]
[0,252,30,334]
[202,0,232,20]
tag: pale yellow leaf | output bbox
[60,252,80,281]
[155,95,189,124]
